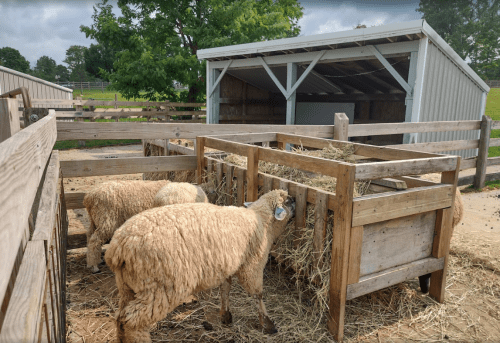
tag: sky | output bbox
[0,0,422,68]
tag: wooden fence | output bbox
[0,109,67,342]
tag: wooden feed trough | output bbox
[195,132,459,342]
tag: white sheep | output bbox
[84,180,210,273]
[105,189,295,343]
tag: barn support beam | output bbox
[368,45,412,94]
[286,62,297,125]
[207,62,221,124]
[403,51,418,144]
[209,60,232,97]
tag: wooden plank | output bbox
[258,148,340,178]
[474,116,493,188]
[346,257,445,300]
[0,112,56,308]
[355,156,458,180]
[313,191,329,275]
[347,226,364,285]
[333,113,349,141]
[216,162,223,190]
[461,158,477,169]
[20,99,172,107]
[236,168,245,206]
[359,211,437,276]
[65,192,85,210]
[348,120,481,137]
[225,164,234,205]
[488,156,500,166]
[196,137,205,184]
[0,241,46,343]
[294,184,308,247]
[492,121,500,130]
[0,98,21,143]
[276,133,439,161]
[263,174,273,194]
[371,178,407,190]
[489,138,500,147]
[394,176,438,188]
[246,146,259,202]
[56,122,334,141]
[207,132,277,144]
[55,110,177,118]
[204,137,252,156]
[60,155,197,178]
[327,163,355,342]
[387,139,479,153]
[352,185,452,227]
[32,152,59,242]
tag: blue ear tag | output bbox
[274,207,286,221]
[244,202,253,208]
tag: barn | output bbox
[0,65,73,108]
[197,19,490,158]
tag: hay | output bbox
[211,144,372,315]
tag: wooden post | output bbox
[75,96,86,147]
[313,190,329,277]
[246,145,259,201]
[225,164,234,205]
[114,94,118,109]
[0,98,21,143]
[333,112,349,141]
[327,163,355,342]
[101,82,104,93]
[474,115,492,189]
[196,137,205,184]
[236,168,245,206]
[429,157,460,302]
[294,184,308,247]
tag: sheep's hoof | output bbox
[263,325,278,335]
[419,273,431,293]
[221,310,233,324]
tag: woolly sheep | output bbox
[418,188,464,293]
[84,180,210,273]
[105,189,295,343]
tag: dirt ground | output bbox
[62,145,500,343]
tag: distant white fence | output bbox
[485,80,500,88]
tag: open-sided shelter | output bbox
[197,20,490,158]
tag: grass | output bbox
[486,88,500,157]
[54,139,141,150]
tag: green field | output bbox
[485,88,500,157]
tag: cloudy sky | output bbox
[0,0,422,68]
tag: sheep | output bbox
[418,188,464,293]
[84,180,211,273]
[105,189,295,343]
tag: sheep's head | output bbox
[245,189,295,234]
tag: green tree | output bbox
[417,0,500,79]
[55,64,70,82]
[81,0,303,102]
[0,47,31,73]
[84,43,116,81]
[33,56,58,81]
[64,45,92,82]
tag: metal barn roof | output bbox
[198,20,489,93]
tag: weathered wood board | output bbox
[358,211,437,277]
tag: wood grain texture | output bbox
[246,146,259,202]
[313,191,328,275]
[32,152,59,242]
[333,113,349,141]
[225,164,234,205]
[327,164,355,342]
[204,137,251,156]
[346,257,445,300]
[355,156,458,180]
[0,111,56,308]
[60,155,197,178]
[348,120,481,137]
[64,192,85,210]
[352,185,452,227]
[56,122,333,141]
[394,176,438,188]
[236,168,245,206]
[196,137,205,184]
[386,139,479,153]
[0,98,21,143]
[371,178,407,190]
[347,226,364,285]
[208,132,276,143]
[359,211,437,276]
[263,175,273,193]
[0,241,46,343]
[474,116,492,189]
[490,138,500,147]
[294,184,308,247]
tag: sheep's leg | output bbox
[87,229,107,273]
[237,266,277,334]
[220,277,233,324]
[418,273,432,293]
[116,286,172,343]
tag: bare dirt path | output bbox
[62,145,500,342]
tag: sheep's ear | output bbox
[243,202,253,208]
[274,206,286,221]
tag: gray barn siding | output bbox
[418,42,484,158]
[0,67,72,109]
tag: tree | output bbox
[64,45,92,82]
[84,43,116,81]
[55,64,70,82]
[417,0,500,79]
[33,56,58,81]
[0,47,31,73]
[81,0,303,102]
